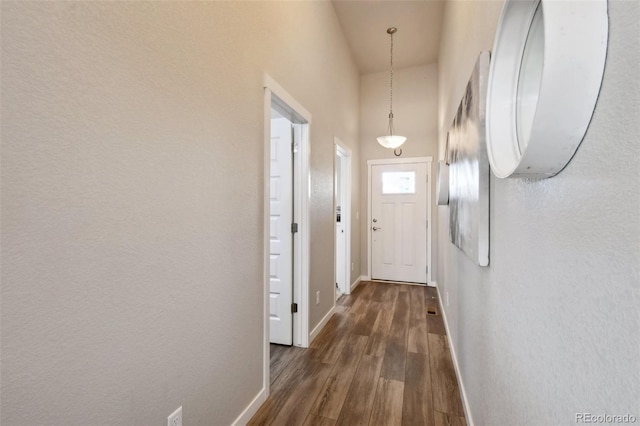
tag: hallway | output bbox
[250,281,466,426]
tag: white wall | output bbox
[359,64,439,280]
[437,1,640,425]
[0,2,359,424]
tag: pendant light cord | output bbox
[389,30,394,118]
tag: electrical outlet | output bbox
[168,406,182,426]
[351,262,354,271]
[446,292,450,308]
[316,291,320,305]
[356,211,359,220]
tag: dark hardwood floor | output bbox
[249,281,466,426]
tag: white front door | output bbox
[270,116,293,345]
[371,162,428,284]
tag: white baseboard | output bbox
[430,280,438,288]
[309,305,335,345]
[350,275,364,292]
[437,288,474,426]
[231,386,267,426]
[353,275,369,291]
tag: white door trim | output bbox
[292,122,310,349]
[263,75,312,395]
[335,139,352,295]
[367,156,433,285]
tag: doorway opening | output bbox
[263,75,312,395]
[367,157,433,286]
[334,140,352,299]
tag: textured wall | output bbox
[0,2,359,424]
[437,1,640,424]
[359,64,439,281]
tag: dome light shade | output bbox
[377,135,407,149]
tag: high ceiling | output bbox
[332,0,445,75]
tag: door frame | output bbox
[263,75,312,393]
[366,156,433,285]
[334,139,352,295]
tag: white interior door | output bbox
[336,218,346,298]
[371,162,427,284]
[335,152,346,298]
[335,142,352,296]
[270,116,293,345]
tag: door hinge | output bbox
[291,223,298,233]
[291,303,298,313]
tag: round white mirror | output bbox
[486,0,608,178]
[436,160,449,206]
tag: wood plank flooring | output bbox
[249,281,466,426]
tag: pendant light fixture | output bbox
[377,27,407,150]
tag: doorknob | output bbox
[372,227,382,231]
